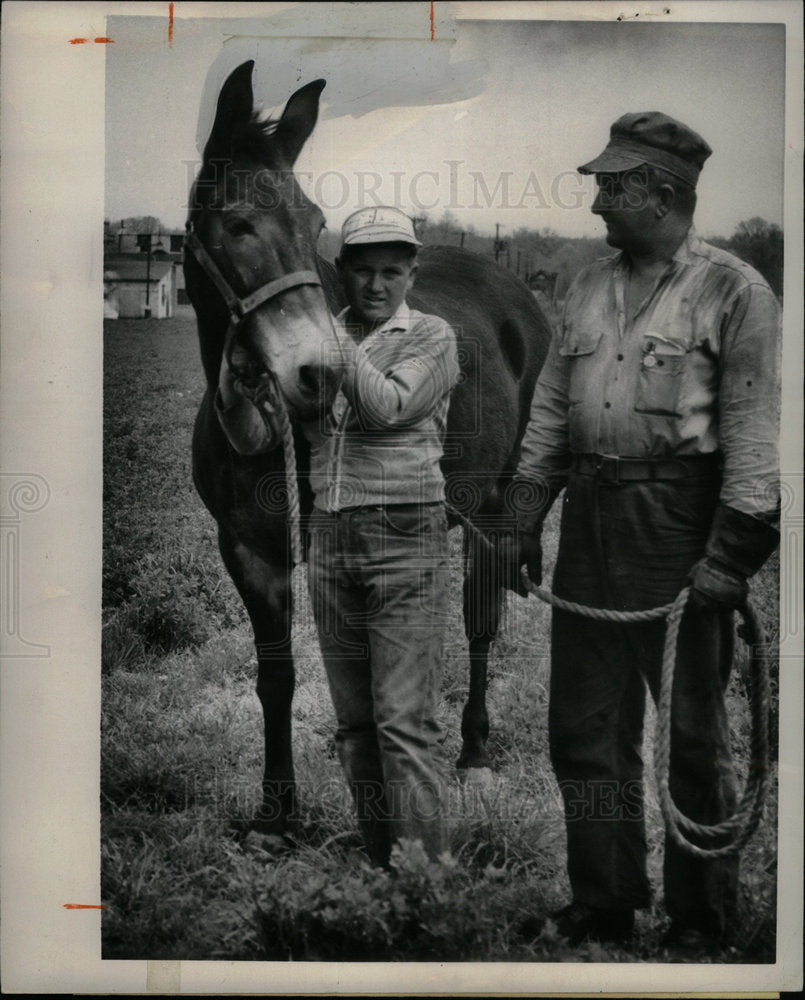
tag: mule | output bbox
[185,61,552,840]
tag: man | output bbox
[509,113,780,951]
[305,207,459,869]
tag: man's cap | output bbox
[341,206,422,247]
[577,112,712,188]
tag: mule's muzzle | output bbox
[297,362,340,409]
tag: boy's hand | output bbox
[219,335,274,408]
[242,373,276,410]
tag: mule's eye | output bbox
[224,218,254,238]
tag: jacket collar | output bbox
[612,226,701,275]
[337,301,412,337]
[670,226,702,264]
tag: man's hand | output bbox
[521,533,543,589]
[688,557,748,612]
[497,534,526,596]
[496,531,543,595]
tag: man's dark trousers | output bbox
[548,469,739,938]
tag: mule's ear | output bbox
[272,79,326,166]
[203,60,255,162]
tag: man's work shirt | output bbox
[306,303,460,512]
[517,230,781,519]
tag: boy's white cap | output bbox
[341,207,422,247]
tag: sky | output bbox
[104,3,787,241]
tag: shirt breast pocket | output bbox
[634,334,688,417]
[559,329,603,403]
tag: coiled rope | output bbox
[521,572,771,859]
[261,384,770,859]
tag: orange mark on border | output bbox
[95,37,114,43]
[69,37,113,44]
[63,903,107,909]
[169,3,174,47]
[430,1,435,40]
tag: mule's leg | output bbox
[218,528,296,836]
[456,528,501,770]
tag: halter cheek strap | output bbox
[185,232,322,325]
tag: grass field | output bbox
[101,316,779,964]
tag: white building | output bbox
[103,257,176,319]
[103,224,187,318]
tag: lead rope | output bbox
[520,572,770,859]
[257,315,350,565]
[656,587,770,858]
[255,378,306,633]
[264,390,770,859]
[263,375,303,567]
[251,313,352,629]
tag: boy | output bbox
[218,206,459,868]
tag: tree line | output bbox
[113,212,784,305]
[318,211,783,304]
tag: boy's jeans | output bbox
[308,502,450,867]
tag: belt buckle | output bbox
[596,455,620,484]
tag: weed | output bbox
[249,838,551,961]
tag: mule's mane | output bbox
[188,112,287,229]
[233,111,282,160]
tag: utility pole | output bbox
[144,230,153,318]
[494,223,506,265]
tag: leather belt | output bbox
[316,501,445,514]
[572,453,721,484]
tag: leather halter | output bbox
[184,231,322,326]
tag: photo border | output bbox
[1,1,802,994]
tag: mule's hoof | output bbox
[243,830,290,857]
[457,766,495,789]
[455,752,493,771]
